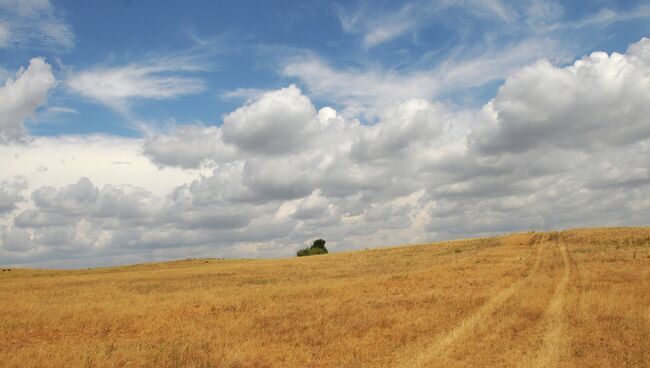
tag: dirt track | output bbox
[397,232,647,368]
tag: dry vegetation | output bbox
[1,227,649,367]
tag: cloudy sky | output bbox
[1,0,650,268]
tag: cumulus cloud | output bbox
[0,57,56,144]
[222,85,319,155]
[142,37,650,255]
[475,38,650,153]
[3,38,650,268]
[291,190,332,220]
[351,99,447,161]
[241,157,319,201]
[2,175,295,265]
[0,177,27,215]
[142,125,237,169]
[143,86,322,168]
[31,177,98,214]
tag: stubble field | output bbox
[1,227,649,367]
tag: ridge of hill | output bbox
[1,227,649,367]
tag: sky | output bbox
[1,0,650,268]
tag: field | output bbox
[1,227,649,367]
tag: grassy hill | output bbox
[1,227,649,367]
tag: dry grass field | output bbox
[1,227,649,367]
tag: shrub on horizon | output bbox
[296,239,329,257]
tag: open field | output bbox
[1,227,649,367]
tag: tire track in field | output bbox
[398,235,547,368]
[521,239,571,368]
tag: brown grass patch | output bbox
[1,228,648,367]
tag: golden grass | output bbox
[1,227,649,367]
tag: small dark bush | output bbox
[296,247,311,257]
[312,239,326,250]
[297,239,329,257]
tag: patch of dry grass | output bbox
[0,228,648,367]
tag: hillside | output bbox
[1,227,649,367]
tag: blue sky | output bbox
[3,0,649,136]
[1,0,650,267]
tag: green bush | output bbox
[296,239,329,257]
[312,239,326,250]
[296,247,311,257]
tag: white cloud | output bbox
[30,177,98,214]
[3,38,650,268]
[0,135,200,196]
[221,85,319,154]
[291,190,332,220]
[220,87,269,101]
[355,3,420,49]
[432,38,566,92]
[0,0,74,50]
[325,0,650,122]
[43,106,78,115]
[523,0,564,27]
[0,177,27,216]
[67,57,207,113]
[282,38,562,119]
[0,57,55,144]
[241,156,320,201]
[143,124,238,169]
[351,99,447,162]
[475,38,650,153]
[543,4,650,31]
[283,57,438,118]
[339,0,516,49]
[145,86,324,167]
